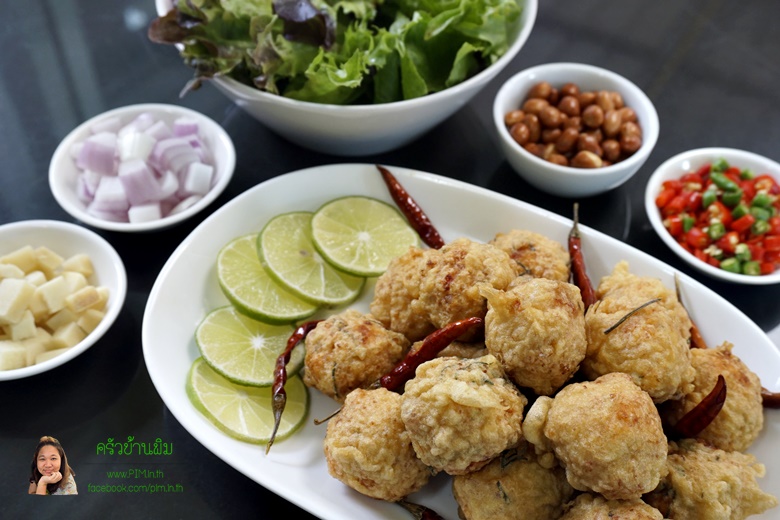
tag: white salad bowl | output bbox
[0,220,127,381]
[645,147,780,285]
[49,103,236,232]
[154,0,537,156]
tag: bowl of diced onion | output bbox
[49,103,236,232]
[0,220,127,381]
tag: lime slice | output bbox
[187,357,309,445]
[195,306,302,387]
[217,233,318,324]
[257,211,365,306]
[311,196,420,277]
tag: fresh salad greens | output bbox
[149,0,523,104]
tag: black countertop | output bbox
[3,1,780,518]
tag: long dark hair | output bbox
[29,436,75,495]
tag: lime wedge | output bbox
[217,233,318,324]
[195,306,302,387]
[311,196,420,277]
[257,211,365,306]
[187,357,309,445]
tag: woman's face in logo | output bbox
[37,445,61,476]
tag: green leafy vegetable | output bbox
[148,0,523,104]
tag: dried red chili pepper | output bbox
[568,203,598,311]
[267,319,323,454]
[379,316,484,392]
[761,387,780,408]
[377,165,445,249]
[670,374,726,439]
[397,499,446,520]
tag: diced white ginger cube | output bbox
[25,270,48,287]
[144,120,172,141]
[62,271,88,293]
[91,176,129,212]
[0,263,25,280]
[9,309,36,341]
[65,286,101,313]
[180,162,214,196]
[0,246,38,274]
[27,291,49,322]
[118,130,156,162]
[36,347,70,365]
[62,254,94,278]
[36,276,69,314]
[169,195,202,216]
[0,278,36,325]
[34,246,64,277]
[0,343,27,370]
[45,308,78,332]
[51,322,86,349]
[77,309,105,334]
[76,131,117,176]
[22,328,53,366]
[95,286,110,310]
[118,158,161,205]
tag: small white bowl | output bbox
[49,103,236,232]
[155,0,537,156]
[645,147,780,285]
[0,220,127,381]
[493,62,659,198]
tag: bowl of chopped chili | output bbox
[645,147,780,284]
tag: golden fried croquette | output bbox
[323,388,432,502]
[408,338,488,360]
[583,261,695,403]
[401,354,527,475]
[644,439,778,519]
[661,342,764,452]
[489,229,570,282]
[303,309,410,402]
[452,445,574,520]
[481,277,586,396]
[560,494,664,519]
[524,372,668,500]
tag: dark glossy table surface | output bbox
[3,1,780,518]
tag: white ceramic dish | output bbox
[645,147,780,285]
[155,0,537,156]
[493,62,659,198]
[49,103,236,232]
[142,164,780,518]
[0,220,127,381]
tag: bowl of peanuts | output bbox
[493,62,659,198]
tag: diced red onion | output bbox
[118,158,162,205]
[90,116,121,135]
[173,117,199,137]
[76,132,117,176]
[179,162,214,197]
[128,202,163,223]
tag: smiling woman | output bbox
[28,436,78,496]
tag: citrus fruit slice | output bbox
[217,233,318,324]
[195,306,302,387]
[257,211,365,306]
[310,196,420,277]
[187,357,309,445]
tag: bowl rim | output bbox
[48,103,236,233]
[0,219,128,381]
[644,146,780,285]
[493,61,660,179]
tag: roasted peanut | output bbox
[578,91,596,108]
[547,153,569,166]
[522,98,549,115]
[596,90,615,112]
[602,109,622,137]
[542,127,562,144]
[618,106,637,123]
[557,95,581,117]
[527,81,553,100]
[504,109,526,126]
[555,127,580,154]
[539,105,564,128]
[577,133,603,157]
[582,104,605,128]
[571,150,604,168]
[509,123,530,145]
[523,142,545,157]
[560,82,580,97]
[602,139,621,162]
[523,113,541,142]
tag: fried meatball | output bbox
[489,229,570,282]
[560,494,664,519]
[401,354,527,475]
[481,277,586,396]
[453,444,574,520]
[408,338,488,360]
[303,309,410,402]
[644,439,778,519]
[661,342,764,452]
[324,388,432,501]
[583,261,695,403]
[524,372,668,500]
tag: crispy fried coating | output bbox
[303,309,410,402]
[481,277,586,396]
[661,342,763,452]
[408,339,488,360]
[489,229,570,282]
[583,261,695,403]
[560,494,664,519]
[453,445,574,520]
[324,388,432,501]
[401,354,527,475]
[524,372,668,500]
[644,439,778,519]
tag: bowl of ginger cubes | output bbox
[0,220,127,380]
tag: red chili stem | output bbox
[762,387,780,408]
[377,165,445,249]
[266,319,322,454]
[670,374,727,439]
[396,499,446,520]
[379,316,484,392]
[569,202,598,310]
